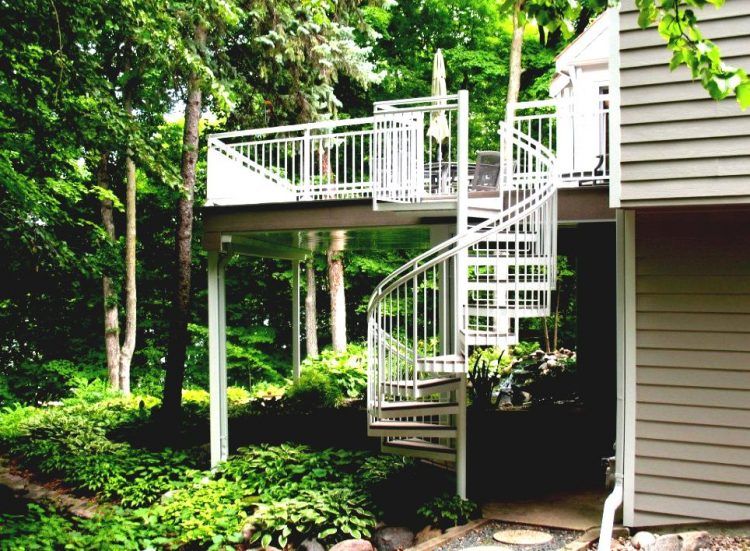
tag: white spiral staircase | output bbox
[366,123,558,497]
[206,92,559,497]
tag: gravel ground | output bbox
[590,534,750,551]
[435,521,581,551]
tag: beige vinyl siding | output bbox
[618,0,750,206]
[633,210,750,526]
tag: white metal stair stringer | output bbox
[366,123,558,497]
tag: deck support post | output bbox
[454,90,469,353]
[454,90,470,498]
[208,250,229,468]
[456,372,468,498]
[292,259,301,380]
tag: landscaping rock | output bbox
[677,531,710,551]
[372,526,414,551]
[298,538,325,551]
[415,524,442,545]
[329,539,374,551]
[631,532,657,549]
[645,534,681,551]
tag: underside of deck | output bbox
[202,186,612,253]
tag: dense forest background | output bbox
[0,0,667,407]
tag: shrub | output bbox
[286,369,343,409]
[417,493,479,529]
[287,344,368,409]
[1,394,198,507]
[511,340,541,358]
[246,486,376,548]
[142,444,378,549]
[2,359,105,405]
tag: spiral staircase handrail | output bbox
[366,123,557,316]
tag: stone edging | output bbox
[0,457,99,519]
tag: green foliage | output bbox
[512,340,542,358]
[417,493,479,529]
[248,488,376,547]
[145,444,380,549]
[356,0,566,152]
[358,454,416,486]
[468,348,511,410]
[0,502,158,550]
[1,360,105,406]
[632,0,749,109]
[287,369,344,409]
[287,344,368,408]
[0,390,198,508]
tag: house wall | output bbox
[617,0,750,207]
[632,209,750,526]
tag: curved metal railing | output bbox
[366,123,558,420]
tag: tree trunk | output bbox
[327,246,347,353]
[553,288,561,351]
[98,152,121,389]
[118,92,137,395]
[305,258,318,357]
[542,316,551,354]
[506,0,525,115]
[162,22,207,426]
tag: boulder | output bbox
[329,539,374,551]
[372,527,415,551]
[678,531,710,551]
[645,534,681,551]
[631,531,657,549]
[299,539,326,551]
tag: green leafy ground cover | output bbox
[0,384,408,549]
[0,347,474,550]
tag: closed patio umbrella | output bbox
[427,49,450,144]
[427,49,451,193]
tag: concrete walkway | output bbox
[482,488,608,531]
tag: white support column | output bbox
[620,209,637,526]
[454,90,470,354]
[292,259,301,380]
[455,91,470,498]
[209,250,229,468]
[456,372,468,498]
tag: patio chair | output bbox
[471,150,502,191]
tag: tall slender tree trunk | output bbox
[119,92,137,395]
[506,0,525,115]
[162,22,207,426]
[553,288,561,351]
[98,152,121,388]
[305,258,318,357]
[327,245,347,353]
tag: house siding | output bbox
[633,209,750,527]
[617,0,750,206]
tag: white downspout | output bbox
[598,208,627,549]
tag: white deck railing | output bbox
[206,95,464,206]
[507,95,610,188]
[207,117,378,205]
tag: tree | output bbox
[98,153,121,388]
[305,259,319,357]
[119,86,138,394]
[328,233,347,353]
[162,16,210,426]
